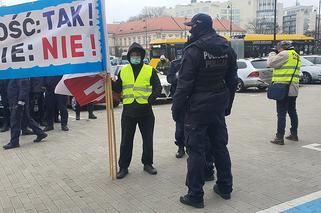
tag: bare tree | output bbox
[246,18,281,34]
[128,6,166,21]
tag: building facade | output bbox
[283,5,316,34]
[256,0,283,34]
[165,0,258,31]
[107,16,245,57]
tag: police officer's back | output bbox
[171,13,238,208]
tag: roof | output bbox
[107,16,245,35]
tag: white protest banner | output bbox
[0,0,108,79]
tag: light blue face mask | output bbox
[130,57,141,65]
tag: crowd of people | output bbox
[0,12,301,209]
[0,76,98,150]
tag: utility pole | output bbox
[318,0,321,41]
[227,3,232,37]
[273,0,277,46]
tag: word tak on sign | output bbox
[42,3,94,30]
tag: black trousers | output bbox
[118,114,155,169]
[185,113,232,200]
[30,92,45,123]
[176,116,215,178]
[0,86,10,127]
[45,91,68,127]
[75,102,94,115]
[276,97,298,137]
[10,103,44,145]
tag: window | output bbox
[237,62,247,69]
[251,60,268,69]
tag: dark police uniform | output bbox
[44,76,69,131]
[172,14,238,208]
[3,78,47,150]
[0,80,10,132]
[30,77,45,124]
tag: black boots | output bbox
[43,126,54,132]
[285,134,299,141]
[176,147,185,158]
[270,135,284,145]
[180,195,204,208]
[213,185,231,200]
[144,165,157,175]
[33,133,48,143]
[3,143,20,150]
[116,168,128,179]
[88,113,97,119]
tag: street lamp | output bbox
[273,0,277,46]
[227,3,233,37]
[143,19,148,50]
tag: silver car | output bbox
[302,55,321,67]
[236,58,273,92]
[300,57,321,84]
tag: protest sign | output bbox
[0,0,107,79]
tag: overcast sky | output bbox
[2,0,320,23]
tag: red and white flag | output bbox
[55,73,106,106]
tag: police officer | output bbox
[0,80,10,132]
[3,78,48,150]
[30,77,46,125]
[167,58,185,158]
[267,41,301,145]
[43,76,69,132]
[113,42,162,179]
[172,14,238,208]
[168,57,215,181]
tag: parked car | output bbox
[112,65,172,100]
[300,57,321,84]
[236,58,273,92]
[302,55,321,67]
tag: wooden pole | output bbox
[100,0,117,180]
[105,74,117,180]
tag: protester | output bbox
[172,13,238,208]
[0,80,10,133]
[112,42,162,179]
[267,41,301,145]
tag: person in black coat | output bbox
[0,80,10,132]
[43,76,69,131]
[3,78,47,150]
[113,43,162,179]
[172,14,238,208]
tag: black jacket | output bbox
[7,78,31,106]
[167,59,181,95]
[113,43,162,117]
[31,77,45,93]
[172,30,238,123]
[44,76,63,92]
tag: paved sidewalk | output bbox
[1,85,321,213]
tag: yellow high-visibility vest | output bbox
[272,50,301,83]
[120,64,153,105]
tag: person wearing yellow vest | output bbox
[113,43,162,179]
[267,41,301,145]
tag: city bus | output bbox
[149,34,315,68]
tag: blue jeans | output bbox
[276,97,298,137]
